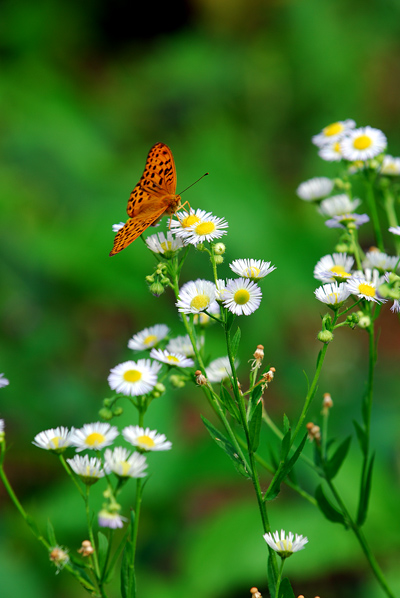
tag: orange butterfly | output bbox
[109,142,182,256]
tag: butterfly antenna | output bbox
[178,173,209,195]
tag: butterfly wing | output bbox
[109,205,167,256]
[127,143,177,218]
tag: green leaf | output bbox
[279,577,296,598]
[325,436,352,480]
[280,430,291,461]
[353,420,367,456]
[201,416,249,478]
[267,554,277,598]
[219,385,240,422]
[97,531,109,575]
[247,384,263,422]
[264,434,307,501]
[230,327,241,360]
[248,401,262,452]
[283,414,290,435]
[121,542,134,598]
[315,484,346,526]
[356,454,375,527]
[47,519,57,546]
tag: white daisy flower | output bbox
[325,213,369,229]
[0,374,9,388]
[296,177,334,201]
[340,126,387,161]
[128,324,170,351]
[346,269,385,303]
[150,348,195,368]
[122,426,172,452]
[112,222,125,232]
[318,194,361,218]
[98,509,127,529]
[263,529,308,558]
[145,231,184,255]
[229,259,276,281]
[176,279,216,314]
[380,155,400,176]
[166,334,203,357]
[314,253,354,283]
[108,359,161,397]
[318,139,343,162]
[33,426,73,453]
[314,282,351,306]
[205,356,237,383]
[66,454,105,484]
[312,119,356,147]
[222,278,262,316]
[104,447,148,478]
[389,226,400,236]
[178,213,229,246]
[363,249,399,272]
[70,422,119,452]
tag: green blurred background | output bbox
[1,0,400,596]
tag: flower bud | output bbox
[194,370,208,385]
[317,330,334,343]
[149,282,165,296]
[99,407,113,421]
[112,407,123,417]
[214,255,224,265]
[250,588,262,598]
[356,311,371,329]
[322,393,333,415]
[49,546,69,572]
[169,374,185,388]
[78,540,95,557]
[155,382,166,393]
[214,242,226,255]
[306,422,321,443]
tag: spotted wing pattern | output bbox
[126,142,177,218]
[109,205,167,256]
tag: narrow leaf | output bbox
[280,430,291,461]
[279,577,296,598]
[220,385,240,422]
[47,519,57,546]
[325,436,352,480]
[353,420,367,456]
[315,484,346,526]
[283,414,290,435]
[356,454,375,527]
[248,401,262,452]
[201,416,249,478]
[264,434,307,501]
[120,542,134,598]
[230,327,241,360]
[247,384,263,422]
[97,531,109,575]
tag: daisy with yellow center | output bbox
[380,155,400,176]
[128,324,170,351]
[176,279,217,315]
[173,210,228,245]
[222,278,262,316]
[340,126,387,161]
[171,208,206,234]
[318,194,361,218]
[312,119,355,147]
[108,359,161,397]
[313,253,354,283]
[33,426,73,453]
[104,447,148,478]
[314,282,351,307]
[229,259,276,281]
[363,249,399,272]
[346,270,385,303]
[318,139,343,162]
[66,454,105,484]
[70,422,119,452]
[263,529,308,558]
[122,426,172,452]
[145,231,184,255]
[150,348,195,368]
[296,177,334,201]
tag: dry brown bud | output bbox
[78,540,95,557]
[250,588,262,598]
[194,370,208,386]
[323,393,333,409]
[306,422,321,443]
[250,345,265,371]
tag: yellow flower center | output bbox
[279,539,293,552]
[330,265,351,278]
[333,141,341,152]
[167,355,180,363]
[358,283,376,298]
[137,435,155,449]
[353,135,372,150]
[190,294,210,310]
[182,215,200,228]
[50,436,61,448]
[323,122,344,137]
[195,221,216,236]
[234,289,251,305]
[86,432,106,446]
[160,241,172,252]
[123,369,142,382]
[120,461,131,476]
[245,266,260,278]
[143,335,157,346]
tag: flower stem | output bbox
[383,187,400,254]
[365,172,384,251]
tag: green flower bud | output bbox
[99,407,113,421]
[214,243,226,255]
[214,255,224,265]
[149,282,165,296]
[317,330,334,343]
[145,275,155,283]
[335,242,350,253]
[155,383,166,394]
[169,375,186,388]
[112,407,123,417]
[196,243,206,251]
[103,398,113,407]
[356,311,371,329]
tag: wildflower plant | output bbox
[1,120,399,598]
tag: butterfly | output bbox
[109,142,182,256]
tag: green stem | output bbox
[85,486,101,580]
[275,558,285,598]
[130,478,143,598]
[59,454,85,498]
[383,187,400,254]
[365,172,384,251]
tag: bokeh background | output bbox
[1,0,400,596]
